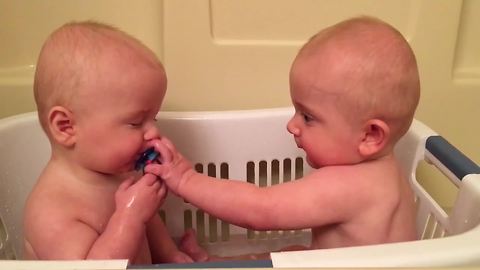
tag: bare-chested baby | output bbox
[23,21,200,264]
[146,16,420,261]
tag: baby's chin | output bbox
[305,156,321,169]
[109,163,137,175]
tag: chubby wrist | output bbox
[175,168,198,195]
[112,208,149,228]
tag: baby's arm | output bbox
[29,173,165,261]
[145,138,361,231]
[87,174,165,260]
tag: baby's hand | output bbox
[115,174,166,223]
[144,137,195,195]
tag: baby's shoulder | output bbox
[23,179,78,244]
[309,162,384,180]
[343,156,403,179]
[25,177,76,221]
[307,159,403,194]
[25,167,89,220]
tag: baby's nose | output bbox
[144,122,160,141]
[286,117,299,136]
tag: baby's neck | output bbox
[367,146,396,162]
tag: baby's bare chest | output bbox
[71,193,152,263]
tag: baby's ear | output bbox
[358,119,390,157]
[47,106,76,147]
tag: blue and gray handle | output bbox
[426,136,480,181]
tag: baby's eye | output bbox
[129,122,143,127]
[302,113,314,123]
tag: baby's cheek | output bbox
[111,142,144,172]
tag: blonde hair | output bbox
[33,21,162,134]
[299,16,420,142]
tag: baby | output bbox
[23,21,197,264]
[146,16,420,260]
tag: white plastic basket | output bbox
[0,107,479,268]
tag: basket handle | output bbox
[426,136,480,182]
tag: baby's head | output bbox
[34,22,167,174]
[288,16,420,166]
[34,22,166,137]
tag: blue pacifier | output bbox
[135,147,161,174]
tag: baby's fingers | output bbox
[160,136,176,153]
[151,139,172,163]
[151,180,161,192]
[144,163,165,178]
[139,173,158,186]
[158,181,167,199]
